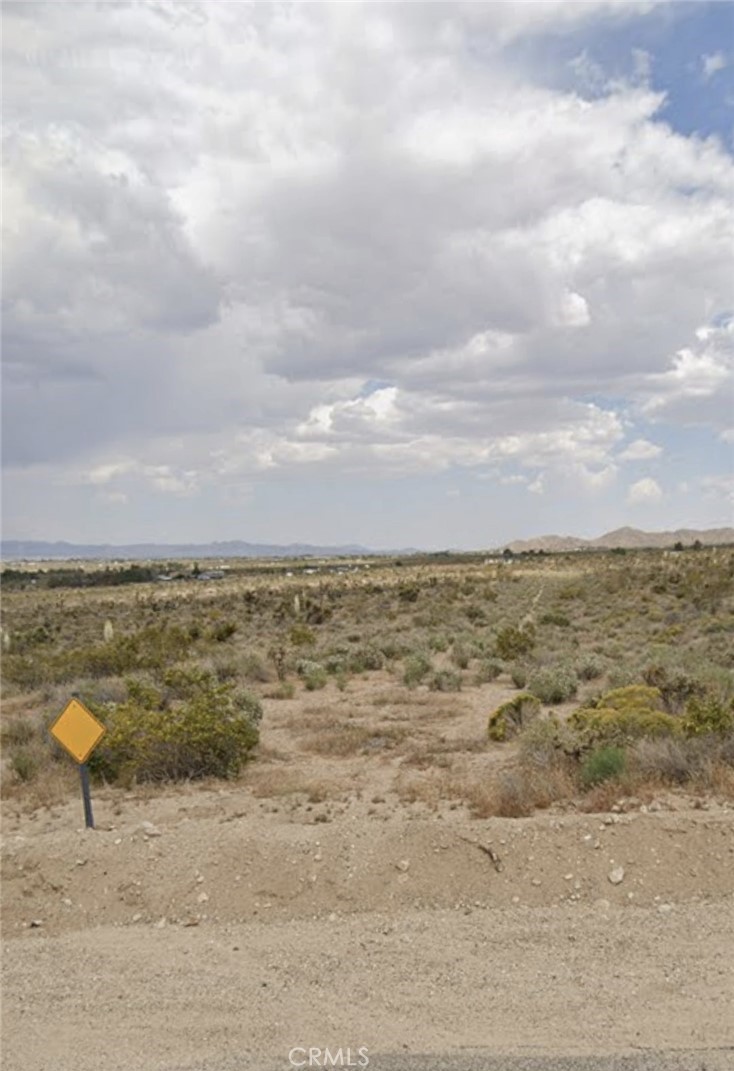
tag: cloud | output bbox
[627,477,663,505]
[702,52,728,80]
[639,318,734,430]
[1,1,732,543]
[618,439,662,461]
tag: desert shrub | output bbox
[580,747,626,788]
[464,604,487,624]
[495,623,536,661]
[576,654,606,681]
[240,653,270,683]
[631,737,700,784]
[540,611,570,628]
[1,719,37,748]
[428,669,462,692]
[403,652,433,688]
[428,633,449,653]
[517,717,576,768]
[527,664,578,704]
[450,642,470,669]
[474,659,504,684]
[210,620,237,643]
[348,645,385,673]
[487,693,541,742]
[9,748,40,783]
[289,623,316,647]
[2,625,195,688]
[295,660,329,691]
[88,668,260,784]
[377,637,410,661]
[568,685,679,750]
[682,693,734,736]
[510,663,528,689]
[643,664,705,713]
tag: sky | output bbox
[2,0,733,551]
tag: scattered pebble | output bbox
[608,867,625,885]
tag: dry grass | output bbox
[300,722,408,757]
[245,767,347,802]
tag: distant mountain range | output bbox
[0,539,376,562]
[1,527,732,562]
[504,526,734,553]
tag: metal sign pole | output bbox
[79,762,95,829]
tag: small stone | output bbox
[564,873,573,881]
[196,875,204,884]
[114,838,122,845]
[657,903,673,914]
[608,867,625,885]
[183,917,200,927]
[132,913,142,923]
[62,898,72,906]
[197,891,209,904]
[140,821,162,837]
[155,917,167,928]
[396,859,410,872]
[29,919,43,928]
[531,878,542,887]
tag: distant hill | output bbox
[505,527,734,553]
[0,539,378,562]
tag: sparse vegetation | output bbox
[2,544,733,812]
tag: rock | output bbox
[132,913,142,923]
[29,919,43,928]
[139,821,162,837]
[396,859,410,872]
[657,903,673,915]
[608,867,625,885]
[197,891,209,904]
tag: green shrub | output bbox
[568,685,679,749]
[495,624,536,661]
[580,747,626,788]
[488,693,541,741]
[89,668,260,783]
[682,694,734,736]
[403,652,433,688]
[527,665,578,704]
[289,623,316,647]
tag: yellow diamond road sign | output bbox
[50,698,106,764]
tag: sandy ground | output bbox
[2,678,734,1070]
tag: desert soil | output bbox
[2,677,733,1071]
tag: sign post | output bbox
[49,697,106,829]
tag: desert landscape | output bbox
[1,545,733,1070]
